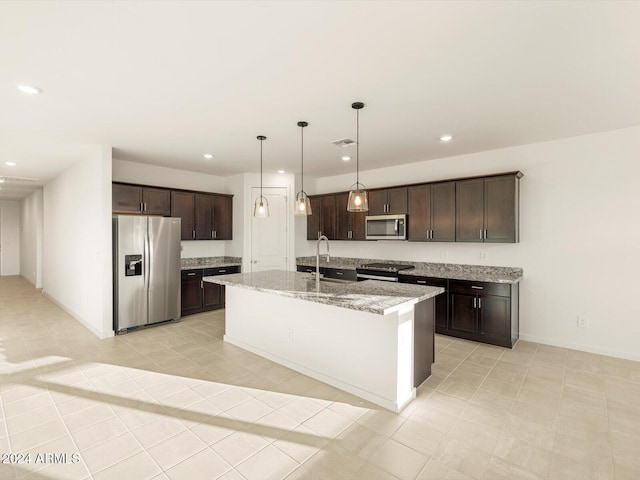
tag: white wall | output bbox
[0,200,20,276]
[20,189,43,287]
[43,147,113,338]
[300,126,640,361]
[113,159,229,258]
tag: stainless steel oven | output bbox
[365,214,407,240]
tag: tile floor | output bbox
[1,275,639,479]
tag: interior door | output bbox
[251,187,288,272]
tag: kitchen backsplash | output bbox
[180,240,226,258]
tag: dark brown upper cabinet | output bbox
[171,191,196,240]
[112,183,171,216]
[335,193,366,240]
[456,173,521,243]
[368,187,408,215]
[194,194,233,240]
[306,195,337,240]
[408,182,455,242]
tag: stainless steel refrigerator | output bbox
[113,215,181,333]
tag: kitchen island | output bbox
[204,270,443,412]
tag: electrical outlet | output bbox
[441,250,448,260]
[577,316,588,328]
[287,328,294,342]
[480,251,488,260]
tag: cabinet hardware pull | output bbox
[471,286,483,290]
[479,298,482,308]
[144,202,147,212]
[219,269,226,273]
[336,272,344,275]
[480,229,483,240]
[430,229,433,239]
[417,280,427,284]
[187,273,196,276]
[211,230,214,238]
[474,297,477,308]
[484,229,487,240]
[140,202,143,211]
[200,280,203,289]
[214,230,217,238]
[192,230,195,239]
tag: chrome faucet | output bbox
[316,235,330,289]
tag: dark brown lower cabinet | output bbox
[181,266,240,317]
[448,280,518,348]
[400,275,519,348]
[413,298,435,387]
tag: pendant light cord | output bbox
[301,126,304,193]
[260,138,263,199]
[356,107,360,187]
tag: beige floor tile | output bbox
[494,433,553,478]
[9,419,70,452]
[208,388,254,411]
[351,461,401,479]
[456,360,494,377]
[212,431,270,466]
[93,451,162,480]
[4,405,61,435]
[236,444,299,480]
[553,431,614,470]
[417,458,474,480]
[447,369,486,388]
[334,422,388,460]
[146,429,208,470]
[303,408,353,439]
[276,397,325,424]
[80,431,143,475]
[433,436,490,480]
[470,389,515,413]
[131,417,188,448]
[391,417,445,456]
[460,403,508,431]
[448,417,502,455]
[548,452,614,480]
[273,424,329,464]
[479,377,522,398]
[226,397,274,423]
[218,469,250,480]
[303,443,366,479]
[253,410,300,440]
[165,447,231,480]
[356,408,407,437]
[71,416,128,451]
[64,404,116,432]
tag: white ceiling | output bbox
[1,1,639,199]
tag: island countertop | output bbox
[204,270,443,315]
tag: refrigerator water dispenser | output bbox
[125,254,142,276]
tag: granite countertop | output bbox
[181,256,242,270]
[203,270,443,315]
[296,256,522,284]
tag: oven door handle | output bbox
[357,273,399,282]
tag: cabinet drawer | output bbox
[203,265,240,276]
[399,275,447,288]
[449,279,511,297]
[181,269,203,280]
[323,267,357,281]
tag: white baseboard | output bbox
[518,333,640,362]
[42,290,114,339]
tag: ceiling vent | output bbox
[0,176,40,184]
[330,138,357,148]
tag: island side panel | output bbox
[223,286,416,412]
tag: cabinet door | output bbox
[350,210,366,240]
[449,293,477,334]
[195,194,215,240]
[203,282,223,310]
[456,178,485,242]
[171,191,195,240]
[335,193,350,240]
[408,185,430,241]
[484,175,517,243]
[478,295,511,342]
[367,190,387,215]
[320,195,336,240]
[387,187,408,214]
[430,182,456,242]
[213,195,233,240]
[142,187,171,216]
[112,184,142,213]
[400,275,448,331]
[307,197,322,240]
[181,278,203,315]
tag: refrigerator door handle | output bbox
[144,230,150,292]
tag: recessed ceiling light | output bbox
[5,162,16,166]
[440,135,453,142]
[341,156,351,161]
[0,178,4,183]
[277,169,286,174]
[16,84,42,95]
[203,153,214,159]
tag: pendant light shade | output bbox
[253,135,269,217]
[347,102,368,212]
[294,121,312,216]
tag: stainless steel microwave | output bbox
[365,214,407,240]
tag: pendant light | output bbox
[347,102,368,212]
[294,121,312,216]
[253,135,269,217]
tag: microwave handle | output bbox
[394,218,398,232]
